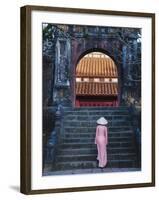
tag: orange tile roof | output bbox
[76,82,118,96]
[76,57,118,78]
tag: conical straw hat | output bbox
[96,117,108,125]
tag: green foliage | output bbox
[43,24,53,40]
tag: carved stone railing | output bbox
[128,104,141,167]
[43,105,63,168]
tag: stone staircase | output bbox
[52,106,140,172]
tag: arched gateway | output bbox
[42,23,141,174]
[75,52,119,107]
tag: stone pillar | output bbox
[53,38,72,106]
[121,44,128,103]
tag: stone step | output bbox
[64,126,132,133]
[56,153,136,162]
[63,106,129,111]
[64,115,130,121]
[58,142,133,149]
[43,167,141,176]
[57,147,135,155]
[54,159,136,170]
[54,161,98,170]
[52,106,138,171]
[63,120,131,127]
[63,130,134,138]
[64,111,129,116]
[61,136,133,143]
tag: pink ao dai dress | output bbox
[95,125,108,168]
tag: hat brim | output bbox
[96,118,108,125]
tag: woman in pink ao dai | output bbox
[95,117,108,168]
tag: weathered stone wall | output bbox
[42,24,141,108]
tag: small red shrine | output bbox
[75,52,119,107]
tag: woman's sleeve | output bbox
[105,127,108,145]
